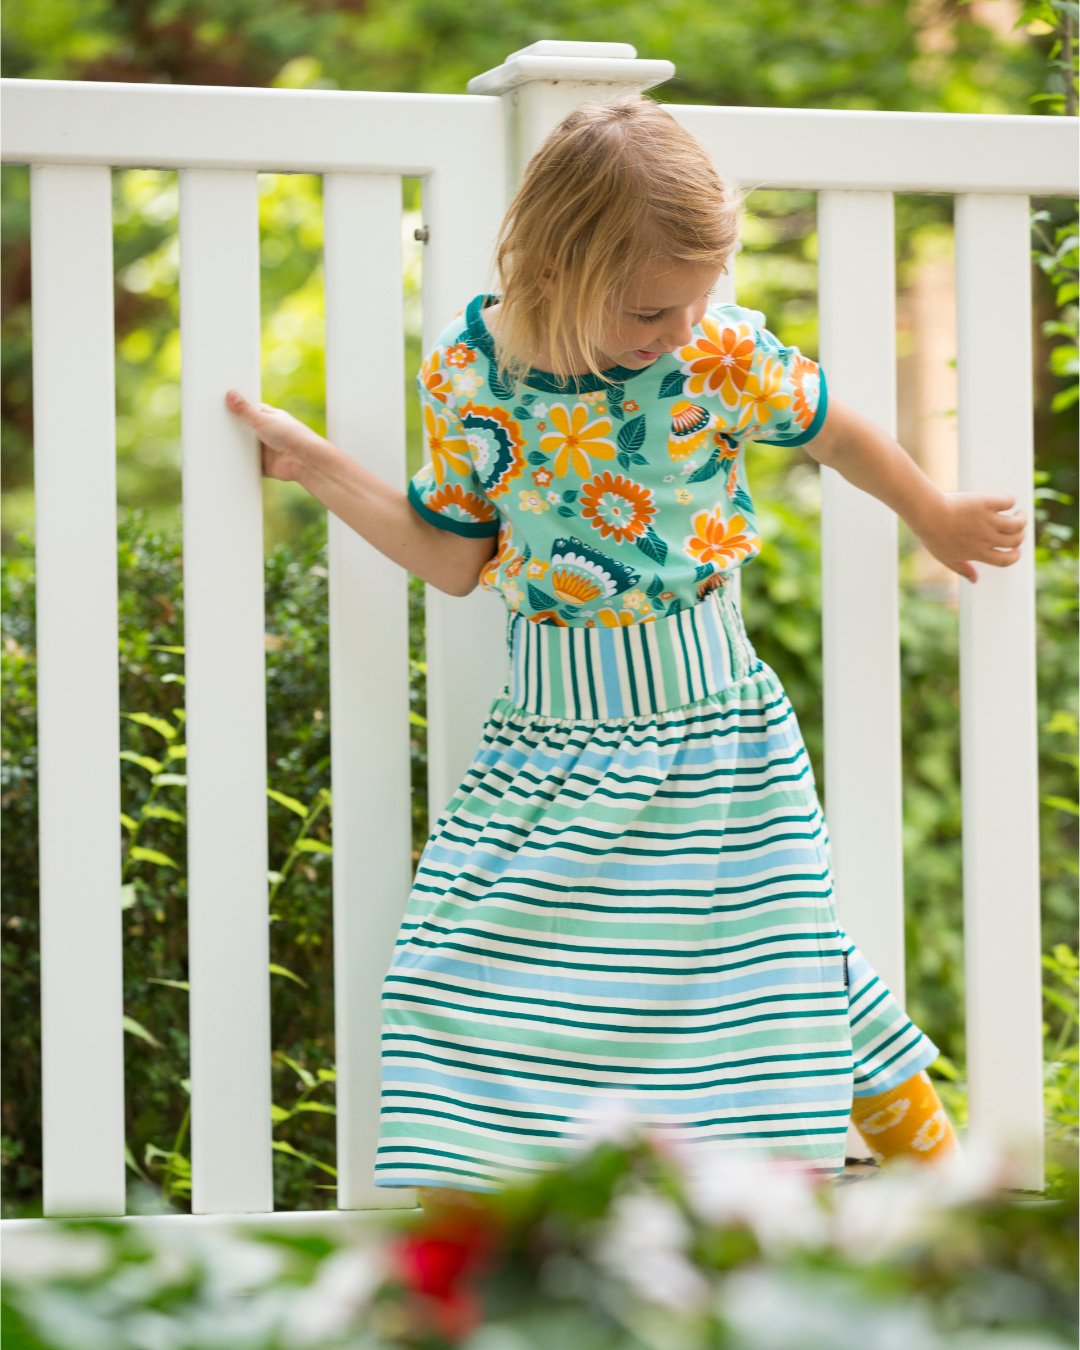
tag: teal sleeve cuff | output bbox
[407,479,501,538]
[756,366,829,448]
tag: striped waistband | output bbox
[503,580,758,720]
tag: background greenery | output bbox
[1,0,1076,1217]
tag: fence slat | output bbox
[179,169,273,1214]
[322,173,415,1209]
[955,193,1043,1188]
[31,165,126,1217]
[816,191,907,1005]
[818,191,907,1165]
[420,152,509,816]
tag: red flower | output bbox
[388,1206,503,1342]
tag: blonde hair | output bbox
[490,95,744,389]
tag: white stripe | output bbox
[693,597,719,693]
[587,625,608,719]
[628,623,653,711]
[613,629,634,717]
[642,620,666,711]
[560,630,574,716]
[677,607,700,702]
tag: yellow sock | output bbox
[850,1069,959,1164]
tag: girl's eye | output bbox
[633,311,662,323]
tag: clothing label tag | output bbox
[842,950,850,990]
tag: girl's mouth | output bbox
[634,349,661,360]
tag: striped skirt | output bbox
[374,579,939,1193]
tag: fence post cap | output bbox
[467,42,675,97]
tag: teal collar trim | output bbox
[464,294,652,393]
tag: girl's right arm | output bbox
[224,390,497,597]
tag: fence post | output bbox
[468,41,675,184]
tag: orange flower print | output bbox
[678,315,756,406]
[506,556,524,578]
[790,354,822,431]
[539,403,616,479]
[726,464,739,498]
[668,401,715,461]
[532,467,554,487]
[529,609,568,627]
[445,342,476,369]
[480,527,519,591]
[526,559,549,579]
[597,607,655,627]
[579,472,656,544]
[424,403,471,485]
[424,483,497,528]
[420,351,453,405]
[684,506,758,568]
[623,400,639,414]
[733,357,794,435]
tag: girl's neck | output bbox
[481,299,595,378]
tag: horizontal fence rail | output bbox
[1,49,1076,1247]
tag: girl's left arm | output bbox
[805,397,1028,583]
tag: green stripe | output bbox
[545,629,564,715]
[688,606,709,692]
[620,624,640,715]
[582,630,599,718]
[568,629,581,719]
[640,625,658,709]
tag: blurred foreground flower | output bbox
[3,1121,1075,1350]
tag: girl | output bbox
[225,97,1026,1213]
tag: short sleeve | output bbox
[683,304,829,448]
[407,378,500,538]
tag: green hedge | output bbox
[1,499,1076,1216]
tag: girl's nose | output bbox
[661,308,696,349]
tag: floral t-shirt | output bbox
[407,294,828,628]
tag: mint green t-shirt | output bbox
[407,294,827,629]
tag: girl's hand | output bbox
[915,492,1028,584]
[224,389,327,483]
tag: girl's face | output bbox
[595,259,724,371]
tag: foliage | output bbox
[3,1122,1077,1350]
[3,499,1077,1217]
[0,515,430,1217]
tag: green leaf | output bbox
[141,803,184,824]
[120,884,137,911]
[120,812,139,831]
[130,846,179,869]
[528,584,558,610]
[149,644,185,655]
[166,744,187,761]
[147,977,190,992]
[409,710,428,728]
[267,787,308,818]
[276,1053,316,1088]
[635,527,668,566]
[271,1139,338,1177]
[152,773,188,788]
[160,673,185,686]
[121,750,163,775]
[688,451,726,484]
[293,1101,336,1115]
[659,371,685,399]
[123,1014,163,1048]
[295,838,332,855]
[1042,794,1080,817]
[269,962,309,988]
[617,415,646,454]
[557,505,576,518]
[122,711,178,740]
[270,1104,292,1124]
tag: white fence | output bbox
[1,40,1076,1242]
